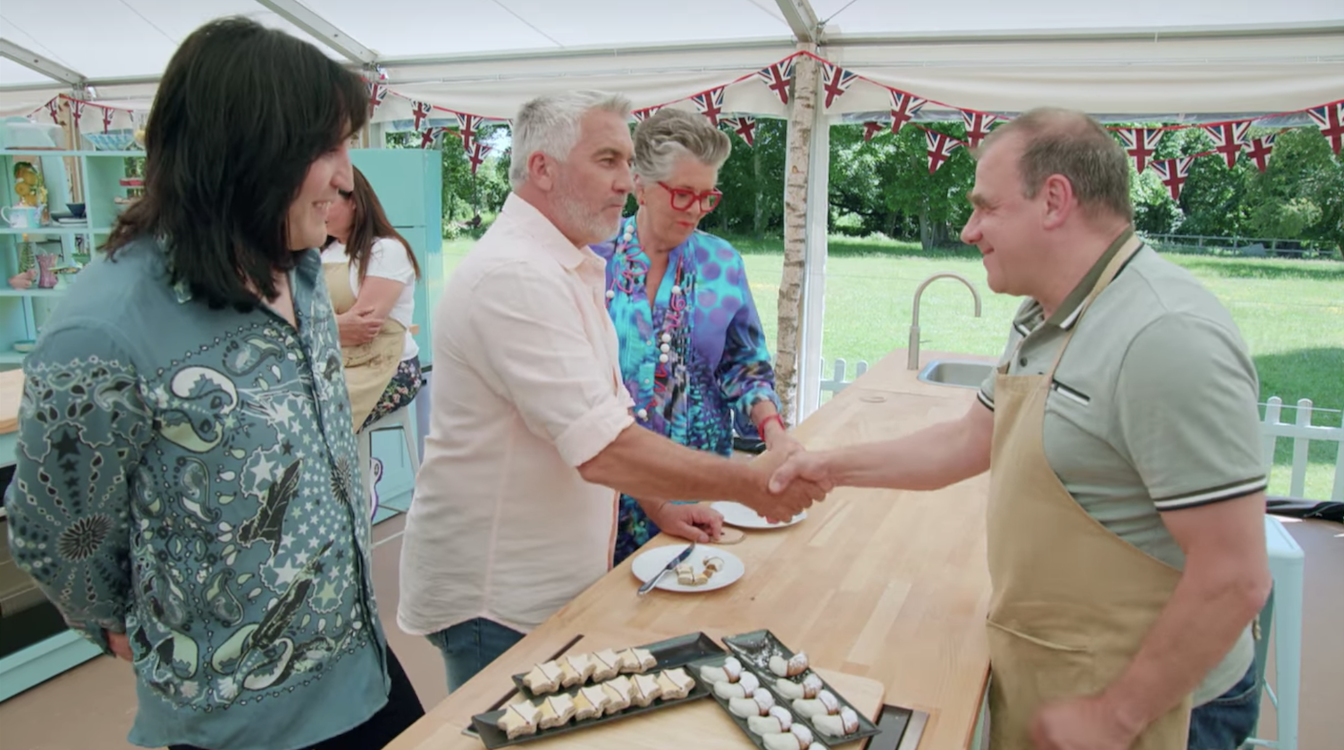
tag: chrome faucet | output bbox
[908,272,983,370]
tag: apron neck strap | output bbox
[1046,231,1144,374]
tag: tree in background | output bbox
[387,126,510,237]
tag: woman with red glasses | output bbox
[593,107,801,565]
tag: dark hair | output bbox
[977,107,1133,222]
[325,166,420,283]
[104,16,368,310]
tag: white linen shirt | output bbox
[397,193,635,636]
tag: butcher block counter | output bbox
[386,349,998,750]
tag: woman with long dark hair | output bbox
[322,166,423,431]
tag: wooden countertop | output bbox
[0,368,23,435]
[387,349,998,750]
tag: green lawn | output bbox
[441,235,1343,500]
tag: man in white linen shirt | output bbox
[399,90,827,692]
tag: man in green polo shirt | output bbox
[771,108,1271,750]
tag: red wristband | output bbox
[758,414,786,435]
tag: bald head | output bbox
[977,107,1133,222]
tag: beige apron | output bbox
[986,235,1190,750]
[323,262,406,430]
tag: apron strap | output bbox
[1045,231,1145,375]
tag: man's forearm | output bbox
[580,424,758,502]
[1100,551,1270,731]
[824,407,991,490]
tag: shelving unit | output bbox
[0,149,136,372]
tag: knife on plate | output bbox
[638,543,696,596]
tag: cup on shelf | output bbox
[2,205,42,229]
[66,202,86,219]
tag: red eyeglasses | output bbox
[658,182,723,213]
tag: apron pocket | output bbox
[986,617,1099,710]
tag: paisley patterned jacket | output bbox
[4,237,392,750]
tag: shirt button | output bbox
[1019,356,1028,367]
[636,408,648,420]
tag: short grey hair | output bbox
[508,90,632,189]
[633,108,731,183]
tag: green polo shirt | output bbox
[978,228,1264,706]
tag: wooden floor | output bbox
[1,515,1339,750]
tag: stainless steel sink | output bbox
[917,359,994,389]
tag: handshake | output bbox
[741,440,833,524]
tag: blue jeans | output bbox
[424,617,525,693]
[1188,660,1261,750]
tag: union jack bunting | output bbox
[102,106,115,133]
[455,113,483,152]
[692,87,726,127]
[1151,156,1194,201]
[633,106,662,122]
[728,116,757,146]
[889,91,927,135]
[366,81,388,117]
[820,63,859,109]
[1201,121,1250,168]
[926,130,962,174]
[69,99,85,129]
[1307,101,1344,155]
[44,97,62,124]
[961,111,998,149]
[1115,127,1163,173]
[1245,134,1277,172]
[863,121,884,142]
[467,140,493,175]
[419,127,444,149]
[411,101,433,132]
[756,59,796,105]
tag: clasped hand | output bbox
[745,442,831,523]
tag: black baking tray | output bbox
[470,666,711,748]
[509,631,725,699]
[723,629,882,745]
[688,652,815,750]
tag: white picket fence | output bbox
[816,359,1344,502]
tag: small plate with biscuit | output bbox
[631,543,745,593]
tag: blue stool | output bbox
[1245,515,1303,750]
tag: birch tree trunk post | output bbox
[774,50,819,425]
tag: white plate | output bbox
[630,544,744,593]
[711,501,807,529]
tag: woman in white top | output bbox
[322,166,423,431]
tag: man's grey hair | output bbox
[633,108,731,183]
[508,90,632,189]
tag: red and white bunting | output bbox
[961,112,998,149]
[727,116,757,146]
[419,126,443,149]
[1201,121,1250,168]
[1307,102,1344,155]
[756,59,795,106]
[411,101,433,132]
[1151,156,1194,201]
[45,97,62,124]
[692,87,726,127]
[632,106,662,122]
[1116,127,1163,173]
[69,99,85,129]
[863,121,884,142]
[467,140,493,175]
[102,106,116,133]
[820,63,858,110]
[1245,134,1277,172]
[455,113,482,152]
[366,81,388,117]
[926,130,962,174]
[889,91,927,135]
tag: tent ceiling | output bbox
[1,0,1341,119]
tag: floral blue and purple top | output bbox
[592,216,780,563]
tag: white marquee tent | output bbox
[2,0,1342,416]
